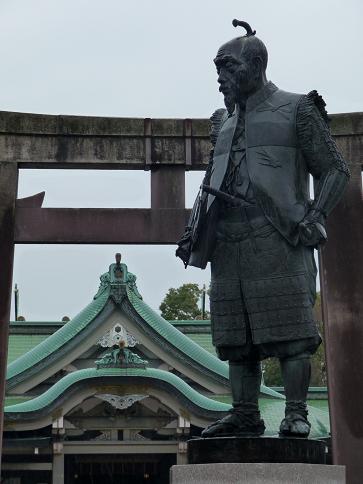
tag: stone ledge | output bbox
[170,463,345,484]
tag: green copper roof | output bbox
[10,321,64,327]
[7,335,49,364]
[185,334,217,356]
[307,400,329,411]
[4,258,329,438]
[4,367,329,438]
[6,260,283,400]
[4,396,32,406]
[127,287,227,377]
[6,290,109,381]
[5,367,230,414]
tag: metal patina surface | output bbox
[176,18,351,461]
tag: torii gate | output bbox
[0,110,362,482]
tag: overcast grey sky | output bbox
[1,0,362,320]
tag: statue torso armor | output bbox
[208,83,307,245]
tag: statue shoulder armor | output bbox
[296,90,329,126]
[210,108,228,147]
[306,90,329,124]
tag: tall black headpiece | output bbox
[232,19,256,37]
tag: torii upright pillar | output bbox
[320,113,363,484]
[0,162,18,458]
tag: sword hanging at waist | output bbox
[202,184,254,207]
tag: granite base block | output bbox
[170,463,345,484]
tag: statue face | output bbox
[214,38,257,114]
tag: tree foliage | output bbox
[159,283,203,320]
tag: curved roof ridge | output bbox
[128,287,227,377]
[4,367,329,438]
[5,367,231,415]
[6,290,109,381]
[6,259,282,400]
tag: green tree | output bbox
[262,358,283,386]
[159,283,203,320]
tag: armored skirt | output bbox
[210,206,321,361]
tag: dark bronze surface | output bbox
[188,437,326,464]
[178,22,349,446]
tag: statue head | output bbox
[214,19,268,113]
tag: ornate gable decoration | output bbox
[97,323,139,348]
[95,394,147,410]
[95,341,148,369]
[93,252,143,305]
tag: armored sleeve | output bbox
[296,91,350,219]
[175,108,226,267]
[203,108,228,185]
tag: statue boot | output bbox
[201,360,265,437]
[279,355,311,438]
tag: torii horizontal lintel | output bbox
[14,207,191,244]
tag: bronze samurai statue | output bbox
[176,19,349,438]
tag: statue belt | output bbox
[220,204,266,225]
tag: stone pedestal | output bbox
[170,463,345,484]
[170,437,345,483]
[188,436,326,465]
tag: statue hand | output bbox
[298,210,327,247]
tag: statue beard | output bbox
[223,64,257,114]
[223,92,236,115]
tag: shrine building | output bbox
[2,256,330,484]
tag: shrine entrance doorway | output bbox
[65,453,176,484]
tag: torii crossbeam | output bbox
[0,110,362,481]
